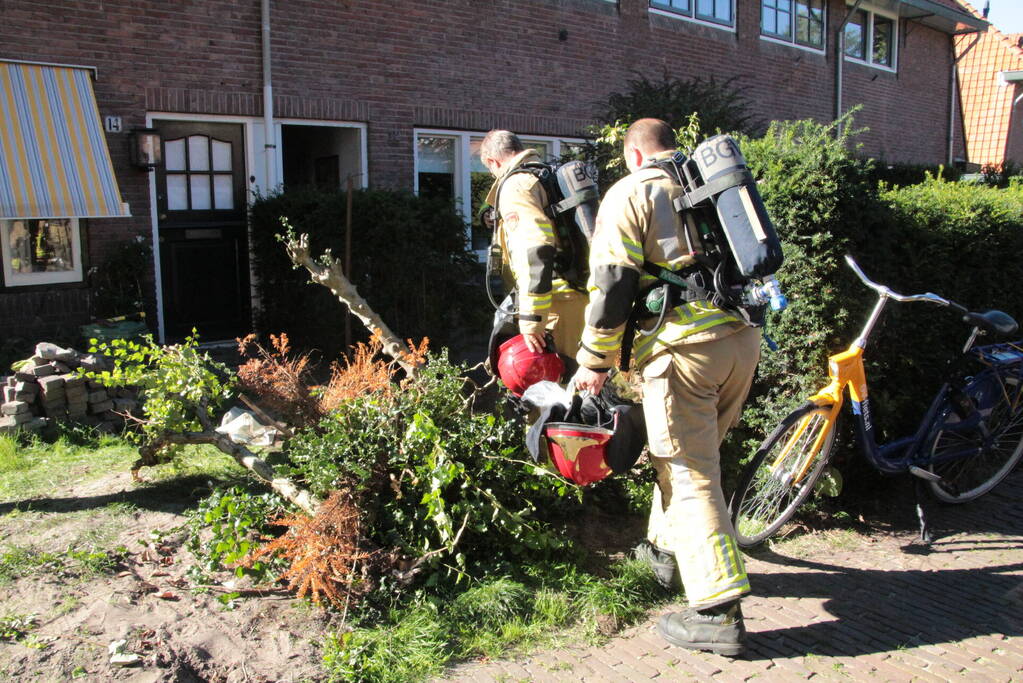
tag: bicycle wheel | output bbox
[927,370,1023,503]
[730,403,838,548]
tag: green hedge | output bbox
[249,188,486,360]
[724,119,1023,482]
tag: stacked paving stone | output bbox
[0,342,140,435]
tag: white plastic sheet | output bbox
[521,380,574,411]
[215,406,278,447]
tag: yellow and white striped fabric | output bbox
[0,61,127,219]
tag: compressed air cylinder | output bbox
[554,160,598,242]
[691,135,783,279]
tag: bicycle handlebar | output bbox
[844,255,962,310]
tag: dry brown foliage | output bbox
[236,333,322,428]
[245,490,375,608]
[318,335,429,412]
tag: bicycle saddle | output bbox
[963,309,1019,336]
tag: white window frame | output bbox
[412,128,586,258]
[649,0,737,32]
[843,3,898,73]
[760,0,827,54]
[1,217,83,287]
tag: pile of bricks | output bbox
[0,342,139,435]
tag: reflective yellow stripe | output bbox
[590,335,623,349]
[523,293,552,311]
[622,239,644,263]
[537,223,554,236]
[551,279,574,293]
[699,578,751,604]
[632,307,740,366]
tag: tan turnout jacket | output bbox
[485,149,580,338]
[576,151,744,372]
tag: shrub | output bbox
[867,161,961,188]
[185,484,289,583]
[249,187,486,359]
[869,177,1023,428]
[89,236,152,319]
[724,118,1023,488]
[578,72,759,190]
[600,71,760,139]
[83,333,235,454]
[279,351,573,593]
[726,116,889,469]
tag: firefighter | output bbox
[571,118,761,656]
[481,130,588,367]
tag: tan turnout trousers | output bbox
[642,324,761,608]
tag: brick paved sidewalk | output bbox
[442,469,1023,682]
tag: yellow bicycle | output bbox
[729,256,1023,547]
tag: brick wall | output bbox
[0,0,969,342]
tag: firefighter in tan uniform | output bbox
[572,119,760,656]
[481,130,587,363]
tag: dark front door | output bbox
[154,121,249,342]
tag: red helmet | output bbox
[527,393,647,487]
[544,422,614,487]
[496,335,564,397]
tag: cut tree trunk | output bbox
[282,230,422,376]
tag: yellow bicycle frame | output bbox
[769,344,870,483]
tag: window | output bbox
[844,5,896,69]
[1,218,82,286]
[413,130,582,253]
[762,0,825,49]
[650,0,735,29]
[163,134,236,211]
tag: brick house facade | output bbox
[954,1,1023,169]
[0,0,983,345]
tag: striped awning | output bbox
[0,60,128,219]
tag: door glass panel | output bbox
[167,174,188,210]
[212,140,232,171]
[188,135,210,171]
[213,175,234,209]
[165,139,186,172]
[190,175,211,210]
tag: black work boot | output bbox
[657,599,746,657]
[634,541,680,591]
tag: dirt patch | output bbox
[0,470,333,682]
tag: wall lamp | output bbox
[130,128,162,170]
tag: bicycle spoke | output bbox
[732,406,836,546]
[928,372,1023,503]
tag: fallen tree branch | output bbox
[134,430,320,516]
[282,228,421,377]
[391,510,470,585]
[238,391,295,440]
[132,399,320,515]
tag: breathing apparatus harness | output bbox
[484,159,599,316]
[617,137,787,371]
